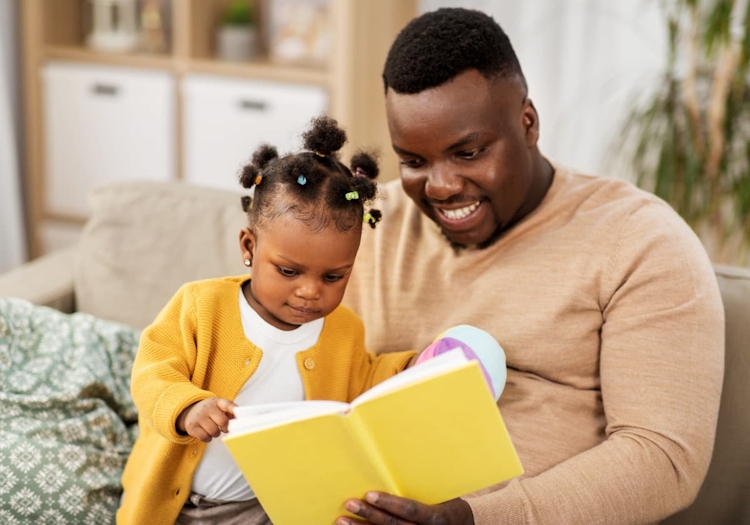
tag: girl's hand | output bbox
[176,397,237,442]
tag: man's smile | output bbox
[436,200,482,220]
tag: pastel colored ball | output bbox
[415,325,507,400]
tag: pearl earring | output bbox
[244,259,251,267]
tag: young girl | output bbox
[118,116,417,525]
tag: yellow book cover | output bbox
[222,349,523,525]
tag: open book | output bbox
[222,349,523,524]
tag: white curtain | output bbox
[418,0,668,180]
[0,0,27,272]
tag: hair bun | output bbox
[350,150,380,180]
[238,164,259,189]
[252,144,278,170]
[302,115,347,156]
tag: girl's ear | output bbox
[239,227,257,267]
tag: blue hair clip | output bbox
[297,175,307,185]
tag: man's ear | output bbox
[239,226,257,266]
[522,98,540,148]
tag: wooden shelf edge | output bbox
[187,58,329,85]
[42,46,330,86]
[44,45,175,70]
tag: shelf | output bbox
[187,58,328,85]
[22,0,417,258]
[43,46,329,86]
[44,45,174,71]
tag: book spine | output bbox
[348,410,401,495]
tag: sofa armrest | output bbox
[0,245,78,313]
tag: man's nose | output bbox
[425,163,463,201]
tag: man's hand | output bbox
[176,397,237,442]
[336,493,473,525]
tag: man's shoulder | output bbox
[557,166,676,224]
[561,168,710,269]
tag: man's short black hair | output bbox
[383,8,525,94]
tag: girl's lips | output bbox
[289,305,320,316]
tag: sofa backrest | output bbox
[74,181,247,329]
[662,264,750,524]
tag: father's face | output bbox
[386,69,540,248]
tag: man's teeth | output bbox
[441,202,480,220]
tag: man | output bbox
[339,8,724,525]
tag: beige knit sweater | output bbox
[343,166,725,525]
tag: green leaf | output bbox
[223,0,254,26]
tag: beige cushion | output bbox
[663,264,750,524]
[74,181,247,329]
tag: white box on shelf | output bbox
[42,61,176,217]
[181,74,327,192]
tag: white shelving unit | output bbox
[21,0,417,256]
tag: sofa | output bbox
[0,180,748,523]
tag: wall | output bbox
[0,0,27,272]
[419,0,668,179]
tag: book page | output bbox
[226,349,468,434]
[352,348,468,407]
[352,360,523,504]
[228,400,348,434]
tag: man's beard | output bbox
[442,223,505,253]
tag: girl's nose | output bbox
[295,279,321,300]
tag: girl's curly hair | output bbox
[239,115,382,232]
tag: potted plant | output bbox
[618,0,750,265]
[216,0,258,61]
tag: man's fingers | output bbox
[342,496,416,525]
[365,492,426,521]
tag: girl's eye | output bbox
[277,267,297,277]
[324,274,343,283]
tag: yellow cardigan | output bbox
[118,276,415,525]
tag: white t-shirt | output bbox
[190,289,323,501]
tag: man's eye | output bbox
[458,148,485,160]
[277,267,297,277]
[324,274,343,283]
[399,158,424,168]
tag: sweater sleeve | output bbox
[345,314,417,401]
[130,284,216,442]
[466,203,725,524]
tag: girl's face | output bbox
[239,214,361,331]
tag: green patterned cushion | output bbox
[0,298,139,524]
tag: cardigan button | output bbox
[304,358,315,370]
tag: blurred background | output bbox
[1,0,748,274]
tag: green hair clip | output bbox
[345,191,359,201]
